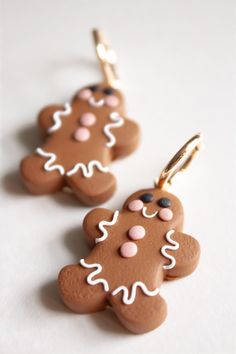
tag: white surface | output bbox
[1,0,236,353]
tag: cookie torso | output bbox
[83,189,184,293]
[41,100,121,170]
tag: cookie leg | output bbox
[65,170,116,206]
[109,292,167,334]
[20,154,64,194]
[58,264,108,313]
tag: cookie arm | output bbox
[163,232,200,280]
[83,208,114,248]
[112,118,140,158]
[38,104,65,136]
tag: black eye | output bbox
[157,198,171,208]
[103,87,114,95]
[89,85,99,92]
[140,193,154,203]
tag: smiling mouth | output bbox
[88,96,105,107]
[142,207,158,218]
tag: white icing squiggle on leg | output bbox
[95,210,119,244]
[112,282,160,305]
[161,230,179,270]
[66,160,109,177]
[79,259,109,292]
[35,148,65,175]
[48,102,72,133]
[103,112,124,148]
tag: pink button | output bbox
[78,89,92,100]
[128,225,146,240]
[128,199,144,212]
[73,127,90,142]
[105,95,119,107]
[158,208,173,221]
[120,242,138,258]
[80,112,96,126]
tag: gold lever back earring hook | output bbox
[92,28,120,89]
[155,133,203,190]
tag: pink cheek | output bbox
[80,112,96,126]
[158,208,173,221]
[128,199,144,212]
[73,127,90,142]
[128,225,146,240]
[120,242,138,258]
[105,95,119,107]
[77,89,92,100]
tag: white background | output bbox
[1,0,236,353]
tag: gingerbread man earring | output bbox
[20,29,140,205]
[58,133,202,334]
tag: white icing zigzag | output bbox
[95,210,119,244]
[161,230,180,270]
[48,102,72,133]
[103,112,124,148]
[66,160,109,177]
[79,259,109,292]
[112,282,160,305]
[36,148,65,175]
[36,148,109,178]
[80,259,160,305]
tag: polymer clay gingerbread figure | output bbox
[58,134,202,333]
[20,30,140,205]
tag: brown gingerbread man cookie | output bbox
[20,83,140,205]
[58,188,200,333]
[58,134,202,333]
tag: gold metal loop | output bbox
[92,29,120,89]
[155,133,203,189]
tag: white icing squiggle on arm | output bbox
[95,210,119,244]
[161,230,179,270]
[112,282,160,305]
[79,259,109,292]
[48,102,72,133]
[36,148,65,175]
[103,112,124,148]
[66,160,109,177]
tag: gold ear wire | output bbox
[92,29,120,89]
[155,133,203,190]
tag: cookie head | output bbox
[123,188,184,227]
[76,83,124,110]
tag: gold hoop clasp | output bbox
[155,133,203,189]
[92,29,120,89]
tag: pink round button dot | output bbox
[73,127,90,142]
[80,112,96,126]
[120,242,138,258]
[158,208,173,221]
[128,199,144,212]
[77,89,92,100]
[128,225,146,240]
[105,95,119,107]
